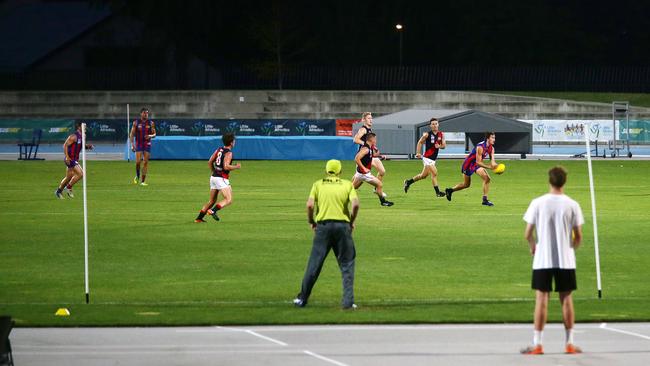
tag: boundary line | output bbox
[599,323,650,340]
[303,350,350,366]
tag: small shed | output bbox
[361,109,532,155]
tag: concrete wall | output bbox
[2,90,650,120]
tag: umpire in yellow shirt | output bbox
[293,159,360,309]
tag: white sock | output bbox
[566,328,574,345]
[533,330,543,346]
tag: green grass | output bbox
[1,159,649,326]
[493,91,650,108]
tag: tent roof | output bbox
[373,109,531,133]
[372,109,468,127]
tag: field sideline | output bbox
[1,159,649,326]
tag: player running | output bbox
[352,133,393,206]
[353,112,388,197]
[129,107,156,186]
[403,117,446,197]
[195,133,241,223]
[445,132,499,206]
[55,121,93,199]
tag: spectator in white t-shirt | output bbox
[521,166,584,355]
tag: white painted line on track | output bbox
[13,350,297,356]
[303,350,350,366]
[600,322,650,340]
[248,324,541,332]
[215,325,349,365]
[173,323,608,333]
[243,330,289,347]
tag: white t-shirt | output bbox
[523,193,585,270]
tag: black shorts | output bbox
[532,269,577,292]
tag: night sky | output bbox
[109,0,650,68]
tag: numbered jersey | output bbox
[423,131,444,160]
[211,147,232,178]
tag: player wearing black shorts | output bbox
[521,166,585,355]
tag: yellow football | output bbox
[494,163,506,175]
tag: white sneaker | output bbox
[63,187,74,198]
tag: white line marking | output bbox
[245,324,545,332]
[243,329,288,346]
[170,323,614,334]
[303,350,350,366]
[13,344,277,349]
[600,323,650,340]
[13,350,296,356]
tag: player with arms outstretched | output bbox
[55,121,93,199]
[403,117,446,197]
[445,132,499,206]
[130,107,156,186]
[352,133,393,206]
[353,112,388,197]
[195,133,241,223]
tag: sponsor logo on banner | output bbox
[0,127,21,133]
[335,119,357,136]
[522,120,617,142]
[274,124,290,133]
[295,121,308,135]
[204,124,220,133]
[261,121,274,135]
[191,121,205,135]
[238,123,255,133]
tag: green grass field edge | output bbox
[3,297,649,327]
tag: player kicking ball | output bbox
[445,132,499,206]
[352,133,393,206]
[55,121,93,199]
[403,117,446,197]
[195,133,241,223]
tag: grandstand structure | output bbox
[2,90,650,120]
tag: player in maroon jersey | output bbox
[129,108,156,186]
[352,133,393,206]
[195,133,241,222]
[55,121,93,199]
[403,118,447,197]
[353,112,388,197]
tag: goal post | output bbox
[81,123,90,304]
[584,129,603,298]
[126,103,132,162]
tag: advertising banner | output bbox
[335,119,357,136]
[82,119,131,143]
[522,120,619,142]
[0,119,74,143]
[619,120,650,143]
[79,119,338,141]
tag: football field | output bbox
[1,159,649,326]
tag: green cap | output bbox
[325,159,342,175]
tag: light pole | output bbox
[395,24,404,68]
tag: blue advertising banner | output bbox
[77,119,337,141]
